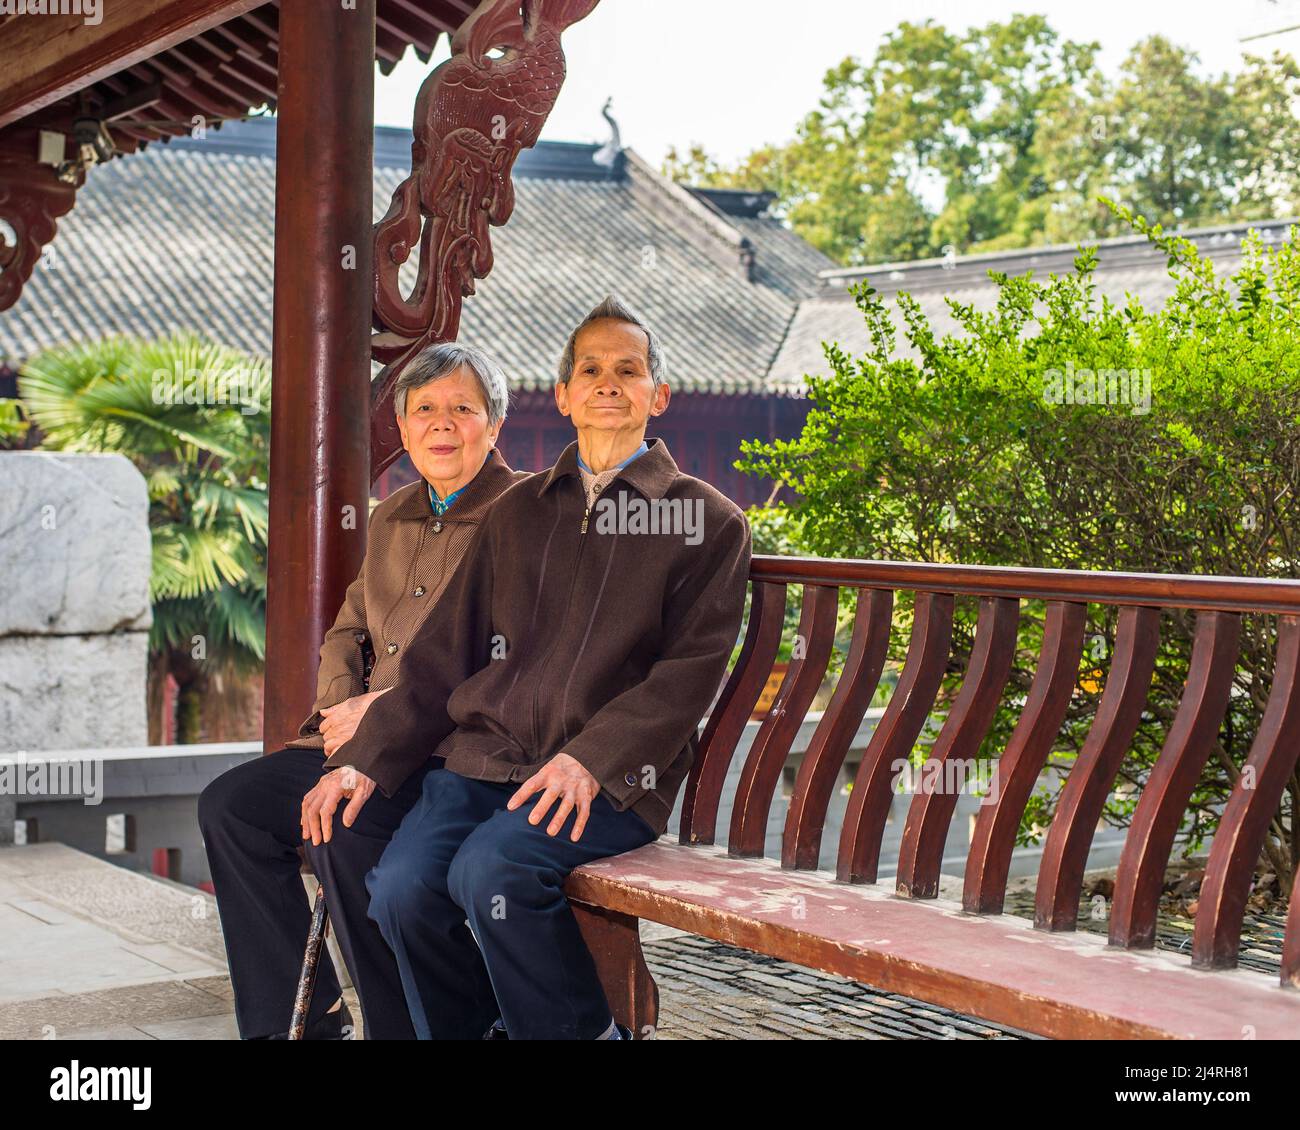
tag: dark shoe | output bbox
[482,1017,509,1040]
[253,1000,354,1040]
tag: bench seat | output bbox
[569,841,1300,1040]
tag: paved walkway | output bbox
[1,842,1281,1040]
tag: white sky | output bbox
[373,0,1300,168]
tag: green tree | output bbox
[669,21,1300,265]
[739,209,1300,885]
[18,333,269,743]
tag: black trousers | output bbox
[197,746,435,1039]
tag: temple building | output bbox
[0,115,834,505]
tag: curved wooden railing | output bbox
[679,555,1300,987]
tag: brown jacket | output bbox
[327,438,752,834]
[288,449,529,749]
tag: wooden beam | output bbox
[263,0,375,752]
[0,0,264,128]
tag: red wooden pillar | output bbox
[263,0,375,751]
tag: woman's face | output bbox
[397,366,501,493]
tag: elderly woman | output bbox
[198,342,527,1041]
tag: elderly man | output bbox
[198,343,528,1040]
[326,295,752,1040]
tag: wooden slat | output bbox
[749,555,1300,615]
[783,587,893,870]
[1035,605,1161,931]
[376,5,442,55]
[567,842,1300,1040]
[387,0,460,36]
[1193,615,1300,969]
[836,591,954,884]
[964,600,1087,913]
[678,580,785,846]
[0,0,264,128]
[895,596,1020,899]
[1284,867,1300,989]
[729,583,838,857]
[1110,610,1242,948]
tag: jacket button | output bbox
[432,520,444,533]
[353,632,366,645]
[386,643,398,655]
[413,585,426,597]
[624,771,638,787]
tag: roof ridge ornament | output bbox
[593,96,621,170]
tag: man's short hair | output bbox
[556,294,665,387]
[394,342,510,426]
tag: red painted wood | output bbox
[836,591,955,884]
[750,556,1300,614]
[567,842,1300,1039]
[783,588,893,870]
[1283,867,1300,989]
[0,0,264,128]
[262,0,376,752]
[895,596,1020,899]
[1035,605,1161,931]
[1110,610,1242,948]
[729,583,838,857]
[679,581,786,845]
[0,130,79,313]
[964,600,1087,914]
[1193,615,1300,969]
[571,903,658,1039]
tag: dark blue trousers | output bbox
[366,768,657,1040]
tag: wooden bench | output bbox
[567,555,1300,1039]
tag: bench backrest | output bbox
[680,555,1300,986]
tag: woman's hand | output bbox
[318,687,391,756]
[301,766,376,845]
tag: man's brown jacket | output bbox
[326,438,752,835]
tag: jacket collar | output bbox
[539,436,679,501]
[386,447,518,523]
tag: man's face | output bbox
[554,318,670,433]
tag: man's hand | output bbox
[319,687,391,756]
[507,752,600,842]
[301,766,376,846]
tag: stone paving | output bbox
[0,842,1284,1040]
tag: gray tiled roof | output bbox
[769,218,1297,388]
[0,118,838,398]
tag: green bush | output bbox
[740,207,1300,883]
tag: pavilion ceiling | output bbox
[0,0,478,152]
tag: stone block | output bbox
[0,452,151,637]
[0,631,148,752]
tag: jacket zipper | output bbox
[530,490,591,753]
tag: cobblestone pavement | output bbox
[644,933,1033,1040]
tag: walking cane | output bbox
[288,883,329,1040]
[289,632,373,1040]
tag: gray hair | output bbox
[556,293,665,386]
[394,342,509,426]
